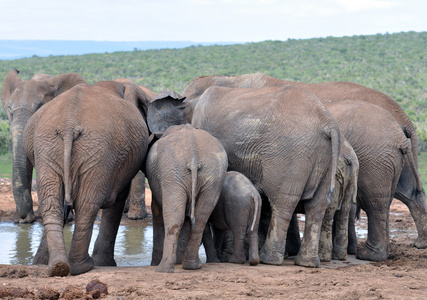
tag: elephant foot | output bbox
[294,254,320,268]
[205,256,220,263]
[155,261,175,273]
[318,250,332,262]
[182,258,202,270]
[347,243,357,255]
[127,207,148,220]
[229,254,246,264]
[259,248,284,265]
[332,248,348,261]
[414,236,427,249]
[356,244,388,261]
[48,260,70,277]
[248,254,260,266]
[69,256,94,276]
[92,254,117,267]
[14,211,35,224]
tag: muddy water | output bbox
[0,217,206,266]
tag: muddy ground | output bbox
[0,177,426,299]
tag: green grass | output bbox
[0,152,12,178]
[419,151,427,187]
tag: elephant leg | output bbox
[286,213,301,257]
[319,204,336,262]
[347,204,358,254]
[214,227,228,262]
[156,196,186,273]
[182,188,220,270]
[230,226,247,264]
[294,181,329,268]
[356,198,391,261]
[331,197,352,260]
[259,195,299,265]
[126,171,148,220]
[202,224,220,263]
[92,186,129,267]
[247,228,260,266]
[150,197,164,266]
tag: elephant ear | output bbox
[147,90,188,134]
[2,70,22,118]
[114,78,151,120]
[46,73,86,97]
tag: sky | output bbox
[1,0,426,42]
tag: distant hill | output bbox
[0,40,239,60]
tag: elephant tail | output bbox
[402,144,424,193]
[188,161,201,228]
[248,194,260,233]
[63,126,82,212]
[326,127,340,205]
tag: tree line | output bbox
[1,31,426,154]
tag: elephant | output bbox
[180,73,427,250]
[1,70,86,223]
[147,85,340,267]
[203,171,262,265]
[326,100,422,261]
[146,124,228,273]
[24,80,149,276]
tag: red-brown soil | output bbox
[1,177,426,299]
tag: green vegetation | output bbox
[0,31,426,149]
[419,152,427,187]
[0,153,12,178]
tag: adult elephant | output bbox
[1,70,86,223]
[147,85,340,267]
[326,100,421,261]
[24,80,149,276]
[180,73,427,250]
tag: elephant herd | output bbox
[1,70,426,276]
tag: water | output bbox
[0,217,206,266]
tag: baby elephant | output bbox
[146,124,228,273]
[203,171,262,266]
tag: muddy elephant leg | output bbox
[33,229,49,265]
[356,198,391,261]
[259,195,299,265]
[247,228,260,266]
[213,227,228,262]
[92,187,129,267]
[332,195,352,260]
[319,204,336,262]
[347,204,358,254]
[126,171,148,220]
[182,188,220,270]
[150,196,164,266]
[230,225,247,264]
[156,194,186,273]
[294,181,329,268]
[202,224,220,263]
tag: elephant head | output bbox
[146,90,190,133]
[1,70,86,223]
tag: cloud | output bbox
[336,0,398,12]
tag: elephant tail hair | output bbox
[403,145,424,193]
[188,161,201,228]
[326,127,340,205]
[249,194,260,233]
[63,126,82,209]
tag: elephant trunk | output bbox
[43,217,69,277]
[10,112,35,223]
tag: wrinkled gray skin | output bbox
[259,137,358,262]
[327,100,422,261]
[181,73,427,251]
[147,85,340,267]
[1,70,86,223]
[24,81,149,276]
[203,171,262,265]
[147,124,228,273]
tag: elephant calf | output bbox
[146,124,228,273]
[203,171,262,266]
